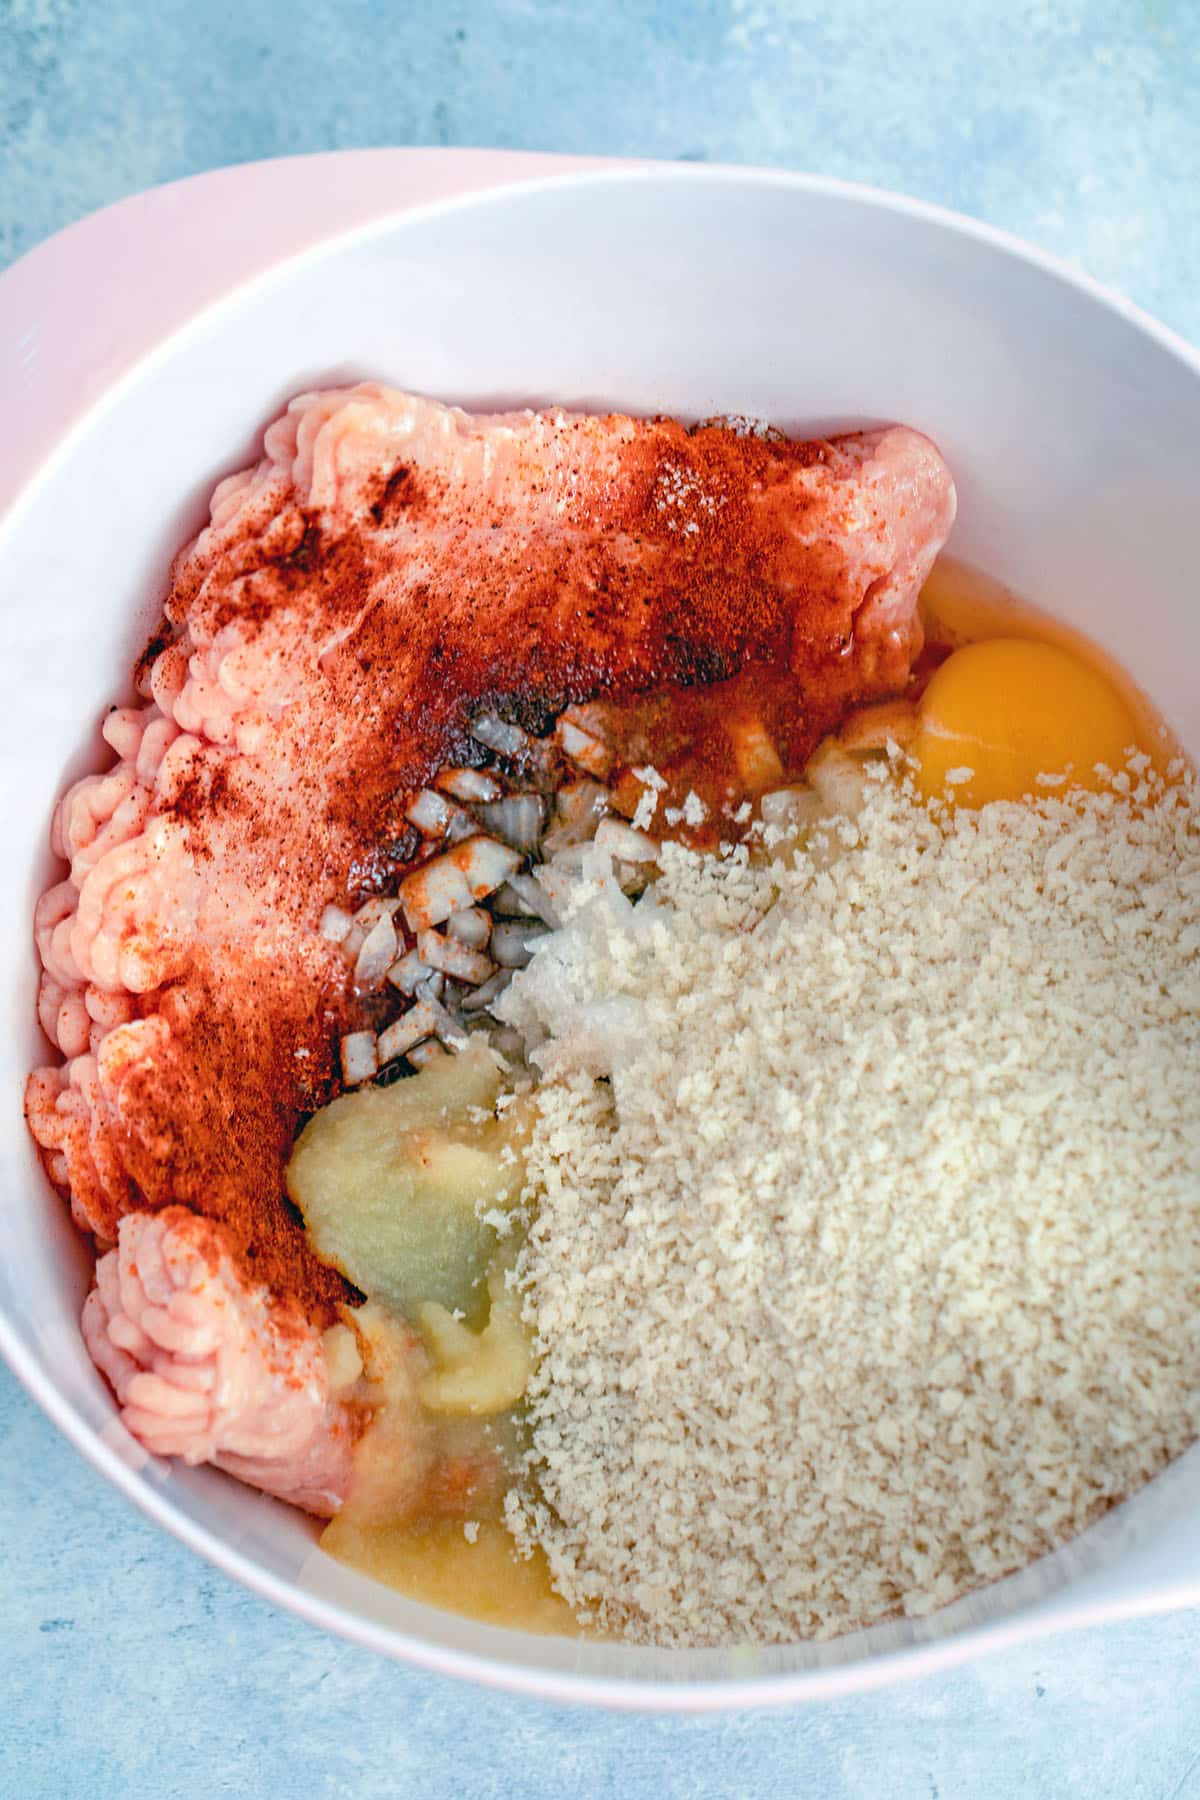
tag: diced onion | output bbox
[490,920,548,968]
[470,712,531,758]
[406,788,457,836]
[459,837,525,898]
[318,904,354,944]
[447,907,492,949]
[492,882,537,918]
[400,836,521,931]
[594,818,661,864]
[354,912,399,988]
[353,896,403,929]
[417,927,495,985]
[339,923,366,963]
[414,970,446,1004]
[426,998,469,1048]
[460,969,515,1014]
[377,997,466,1064]
[386,949,429,995]
[556,717,613,779]
[543,780,609,855]
[475,794,546,853]
[377,1009,432,1064]
[536,846,592,915]
[437,768,502,803]
[508,870,561,926]
[340,1031,378,1085]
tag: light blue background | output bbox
[2,3,1198,1795]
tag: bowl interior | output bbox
[2,165,1199,1703]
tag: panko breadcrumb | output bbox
[502,763,1200,1648]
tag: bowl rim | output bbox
[3,147,1200,1712]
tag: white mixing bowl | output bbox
[1,150,1198,1710]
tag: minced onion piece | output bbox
[469,712,531,758]
[378,997,466,1064]
[427,997,468,1048]
[475,794,546,853]
[535,847,591,916]
[399,836,522,931]
[594,818,661,864]
[460,969,514,1013]
[354,912,399,988]
[339,922,366,963]
[437,768,502,803]
[500,869,560,927]
[340,1031,379,1085]
[543,779,609,855]
[319,903,354,944]
[447,907,491,949]
[377,1008,433,1064]
[386,949,429,995]
[414,970,446,1004]
[353,896,404,929]
[490,919,549,968]
[352,914,399,986]
[492,882,538,918]
[417,927,496,985]
[406,788,460,836]
[556,717,613,779]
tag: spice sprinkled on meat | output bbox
[26,384,955,1508]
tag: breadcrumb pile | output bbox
[501,763,1200,1648]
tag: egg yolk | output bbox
[913,638,1141,807]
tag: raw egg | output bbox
[913,637,1141,807]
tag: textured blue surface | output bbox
[2,2,1199,1795]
